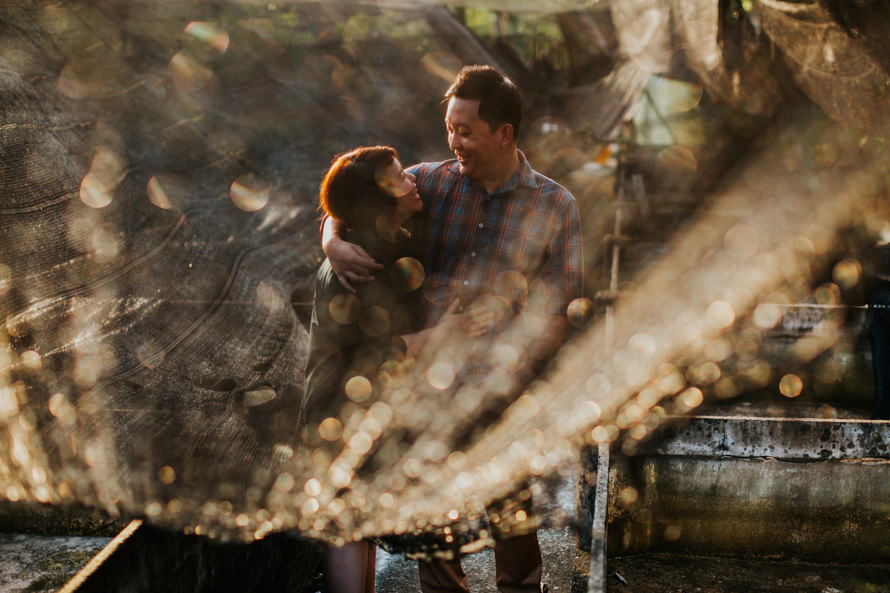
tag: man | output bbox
[322,65,583,593]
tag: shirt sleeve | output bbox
[544,192,584,315]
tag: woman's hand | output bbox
[459,301,496,338]
[434,299,495,340]
[323,233,383,293]
[403,299,497,358]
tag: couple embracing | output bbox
[303,64,584,593]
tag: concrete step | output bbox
[0,532,110,593]
[575,414,890,592]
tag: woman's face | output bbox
[377,158,422,217]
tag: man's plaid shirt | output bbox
[408,151,583,327]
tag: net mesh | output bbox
[0,0,889,547]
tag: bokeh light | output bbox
[779,374,804,398]
[230,174,270,212]
[390,257,425,292]
[1,2,889,572]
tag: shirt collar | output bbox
[445,150,539,196]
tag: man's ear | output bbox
[498,123,515,146]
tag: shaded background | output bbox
[1,0,890,546]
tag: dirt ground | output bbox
[607,553,890,593]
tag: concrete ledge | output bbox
[612,456,890,562]
[649,416,890,460]
[605,416,890,564]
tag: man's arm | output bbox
[321,216,383,293]
[523,191,583,373]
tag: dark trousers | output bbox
[417,491,542,593]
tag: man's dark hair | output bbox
[444,65,522,140]
[319,145,397,230]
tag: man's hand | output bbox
[321,217,383,293]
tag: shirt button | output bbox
[478,223,484,228]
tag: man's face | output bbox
[445,97,504,183]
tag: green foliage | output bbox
[455,8,568,72]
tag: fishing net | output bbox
[1,0,889,550]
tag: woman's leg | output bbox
[363,541,377,593]
[327,541,376,593]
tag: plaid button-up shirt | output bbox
[408,151,583,327]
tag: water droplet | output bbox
[256,282,285,312]
[244,387,277,407]
[158,466,176,485]
[359,306,390,337]
[426,361,455,390]
[753,303,782,329]
[329,294,360,325]
[629,333,657,357]
[79,172,114,208]
[567,297,594,328]
[656,145,698,176]
[20,350,41,372]
[724,223,760,259]
[676,387,704,411]
[301,498,320,516]
[274,473,295,492]
[813,283,841,306]
[318,417,343,442]
[619,487,639,506]
[348,432,373,454]
[345,376,372,403]
[147,174,188,210]
[494,270,528,306]
[832,258,861,289]
[779,374,803,398]
[168,51,215,90]
[136,340,165,369]
[590,426,611,444]
[707,300,735,329]
[185,21,230,53]
[390,257,425,292]
[230,175,270,212]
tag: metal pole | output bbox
[587,441,610,593]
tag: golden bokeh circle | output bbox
[390,257,425,292]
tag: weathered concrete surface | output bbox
[0,532,109,593]
[610,456,890,562]
[607,553,890,593]
[0,501,127,536]
[649,416,890,460]
[599,417,890,563]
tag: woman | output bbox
[302,145,454,593]
[302,145,437,434]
